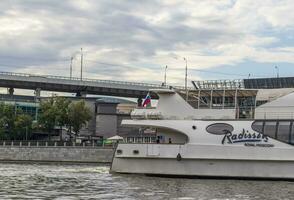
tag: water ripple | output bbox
[0,163,293,199]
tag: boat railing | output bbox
[119,142,185,145]
[131,108,164,120]
[135,106,157,109]
[255,111,294,120]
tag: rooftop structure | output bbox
[192,79,244,90]
[174,77,294,119]
[244,77,294,89]
[193,76,294,90]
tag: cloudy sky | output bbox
[0,0,294,87]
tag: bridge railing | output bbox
[0,71,196,90]
[0,71,167,89]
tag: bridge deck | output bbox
[0,71,176,98]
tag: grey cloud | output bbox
[0,0,245,79]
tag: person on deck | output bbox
[156,136,160,144]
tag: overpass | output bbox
[0,71,185,98]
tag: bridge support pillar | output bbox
[7,87,14,95]
[76,91,87,97]
[35,88,41,101]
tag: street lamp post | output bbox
[183,57,188,101]
[164,65,167,86]
[275,66,279,78]
[70,56,73,79]
[80,48,83,81]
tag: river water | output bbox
[0,163,293,200]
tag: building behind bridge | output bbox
[1,76,294,142]
[0,93,155,142]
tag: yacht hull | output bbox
[113,89,294,179]
[111,144,294,179]
[111,157,294,179]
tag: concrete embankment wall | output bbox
[0,146,114,163]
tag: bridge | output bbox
[0,71,187,98]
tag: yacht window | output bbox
[127,137,135,143]
[290,123,294,144]
[137,137,142,143]
[206,123,234,135]
[277,121,291,143]
[144,137,150,143]
[263,121,277,138]
[251,121,263,133]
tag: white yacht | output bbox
[110,88,294,179]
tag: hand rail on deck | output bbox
[256,111,294,120]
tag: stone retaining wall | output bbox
[0,146,114,163]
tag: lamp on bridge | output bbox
[183,57,188,102]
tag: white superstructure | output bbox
[111,89,294,179]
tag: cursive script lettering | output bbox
[222,129,268,144]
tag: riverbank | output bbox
[0,145,114,164]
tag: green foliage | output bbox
[14,114,33,140]
[68,100,92,136]
[0,117,6,138]
[38,98,57,134]
[0,103,33,140]
[38,97,71,140]
[55,97,71,128]
[0,97,92,141]
[38,97,91,140]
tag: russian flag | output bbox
[142,93,151,107]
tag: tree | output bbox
[37,98,92,141]
[3,104,17,138]
[68,100,91,139]
[38,98,58,140]
[14,114,33,140]
[0,103,33,140]
[0,103,7,139]
[55,97,71,141]
[0,105,7,139]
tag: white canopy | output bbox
[258,92,294,108]
[107,135,124,140]
[255,92,294,119]
[256,88,294,102]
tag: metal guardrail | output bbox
[0,140,114,148]
[0,71,167,88]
